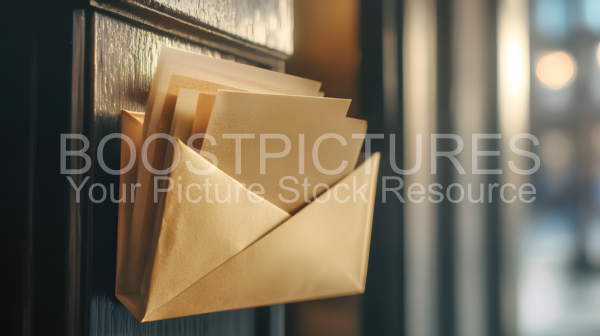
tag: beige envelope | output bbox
[116,110,380,322]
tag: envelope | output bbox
[116,110,380,321]
[115,47,379,322]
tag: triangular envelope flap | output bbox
[143,153,380,322]
[145,140,291,315]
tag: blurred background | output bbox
[285,0,600,335]
[5,0,600,335]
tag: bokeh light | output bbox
[536,52,575,89]
[597,42,600,66]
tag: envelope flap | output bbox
[143,153,380,321]
[145,140,291,315]
[116,110,145,295]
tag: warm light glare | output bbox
[536,52,575,89]
[498,0,530,134]
[507,40,526,93]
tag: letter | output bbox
[203,178,213,203]
[61,134,91,174]
[313,133,349,175]
[222,134,254,174]
[428,183,444,203]
[67,176,89,203]
[142,134,180,175]
[131,183,141,203]
[334,183,350,203]
[110,183,126,203]
[488,183,499,203]
[447,183,465,203]
[509,133,541,175]
[187,133,219,175]
[89,183,107,203]
[519,183,536,203]
[500,183,517,203]
[391,133,422,175]
[279,176,300,203]
[215,184,231,203]
[247,183,265,204]
[407,183,425,203]
[353,176,368,202]
[472,134,502,174]
[353,133,384,174]
[431,134,466,175]
[302,178,312,203]
[383,176,405,203]
[186,183,202,203]
[260,134,291,174]
[98,133,136,175]
[468,183,484,203]
[314,183,331,203]
[154,176,173,202]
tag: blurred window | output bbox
[535,0,569,39]
[582,0,600,33]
